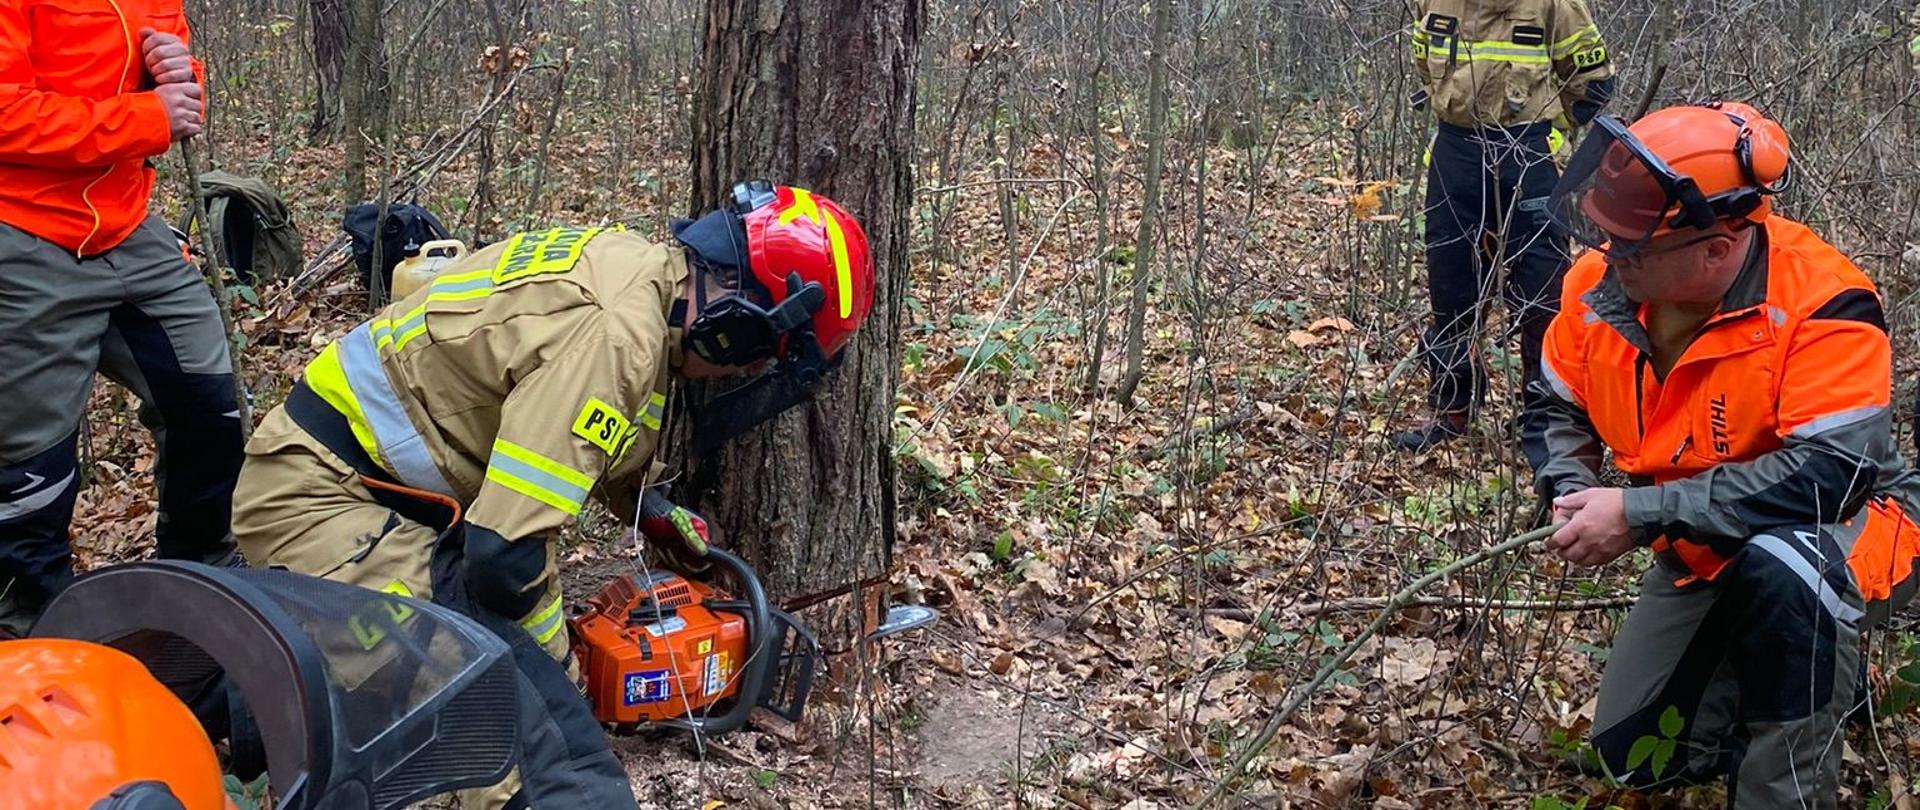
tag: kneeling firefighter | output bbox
[229,181,874,808]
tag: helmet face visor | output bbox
[1549,115,1717,259]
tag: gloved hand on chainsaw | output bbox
[634,487,710,572]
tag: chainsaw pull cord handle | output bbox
[660,547,774,736]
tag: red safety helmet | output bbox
[676,181,874,369]
[740,183,874,359]
[673,181,876,453]
[1549,102,1792,258]
[0,639,232,810]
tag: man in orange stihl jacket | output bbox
[1524,101,1920,807]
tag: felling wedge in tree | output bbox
[222,179,876,808]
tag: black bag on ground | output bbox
[342,203,452,293]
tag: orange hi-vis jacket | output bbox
[0,0,200,255]
[1523,215,1920,598]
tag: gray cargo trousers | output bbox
[1589,521,1902,808]
[0,215,243,635]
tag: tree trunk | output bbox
[1114,0,1172,406]
[1083,0,1112,395]
[684,0,921,638]
[471,0,511,242]
[309,0,348,137]
[340,0,383,205]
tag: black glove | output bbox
[463,523,548,619]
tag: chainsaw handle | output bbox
[659,547,773,736]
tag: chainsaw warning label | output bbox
[703,652,731,696]
[623,670,672,705]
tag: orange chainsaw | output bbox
[569,548,819,732]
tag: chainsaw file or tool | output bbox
[569,548,819,733]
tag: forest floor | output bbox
[70,108,1920,809]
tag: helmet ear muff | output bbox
[685,289,781,367]
[1740,117,1792,191]
[1698,101,1790,225]
[1712,103,1792,193]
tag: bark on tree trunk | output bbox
[341,0,383,205]
[309,0,348,137]
[684,0,921,638]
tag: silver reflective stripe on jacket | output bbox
[338,323,455,495]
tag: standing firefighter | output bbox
[1394,0,1617,450]
[230,181,873,809]
[0,0,241,636]
[1526,103,1920,806]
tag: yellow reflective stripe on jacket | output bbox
[1551,23,1601,57]
[1420,35,1551,64]
[388,303,430,352]
[371,273,493,353]
[305,322,456,495]
[487,439,594,515]
[426,268,494,302]
[303,342,384,471]
[520,592,565,645]
[1456,40,1549,62]
[640,391,666,431]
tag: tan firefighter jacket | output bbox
[1411,0,1615,129]
[301,226,683,545]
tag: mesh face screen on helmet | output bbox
[1549,114,1718,259]
[1550,105,1795,259]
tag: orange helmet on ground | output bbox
[0,639,229,810]
[1550,102,1792,258]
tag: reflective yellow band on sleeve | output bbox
[389,303,431,352]
[520,592,566,645]
[487,439,594,515]
[640,391,667,431]
[1551,23,1601,57]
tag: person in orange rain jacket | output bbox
[0,0,240,639]
[1523,101,1920,807]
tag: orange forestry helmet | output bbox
[0,639,231,810]
[1549,101,1792,258]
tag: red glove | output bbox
[638,488,709,569]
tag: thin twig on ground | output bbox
[1188,593,1634,620]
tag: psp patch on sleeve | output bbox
[572,397,634,456]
